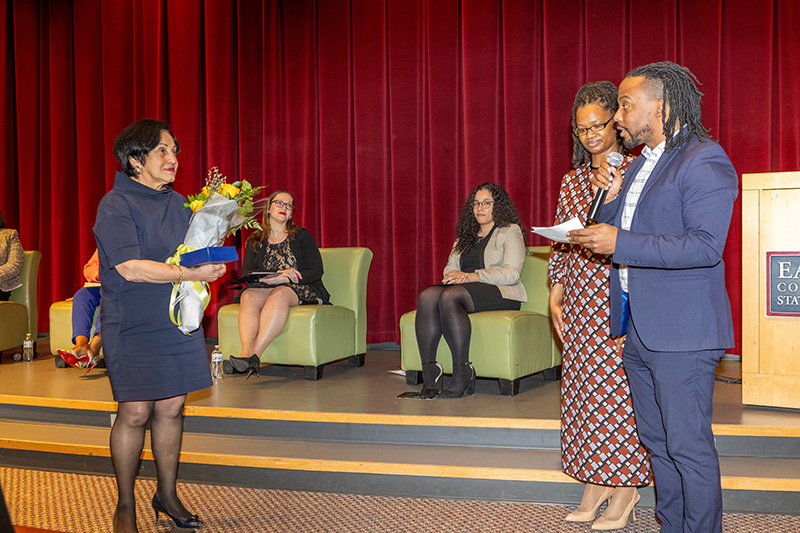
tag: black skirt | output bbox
[460,282,521,312]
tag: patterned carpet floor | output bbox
[1,467,798,532]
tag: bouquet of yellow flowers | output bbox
[183,166,266,246]
[168,166,267,334]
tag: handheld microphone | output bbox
[585,151,624,225]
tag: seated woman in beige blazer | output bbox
[414,182,527,399]
[0,210,24,302]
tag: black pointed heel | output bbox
[439,362,476,399]
[229,354,260,379]
[420,362,444,399]
[152,493,203,529]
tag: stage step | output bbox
[1,400,799,515]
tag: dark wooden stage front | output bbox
[0,343,798,515]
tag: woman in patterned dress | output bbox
[549,82,650,530]
[230,190,330,376]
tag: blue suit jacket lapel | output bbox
[638,145,682,201]
[616,145,683,229]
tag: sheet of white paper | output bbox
[531,217,585,243]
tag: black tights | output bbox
[415,285,475,370]
[110,395,190,532]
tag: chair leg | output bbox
[498,378,520,396]
[348,353,366,367]
[54,353,67,368]
[405,370,422,386]
[543,365,562,380]
[304,365,324,380]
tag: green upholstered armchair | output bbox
[0,250,41,353]
[217,247,373,380]
[400,246,562,395]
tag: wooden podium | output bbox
[742,171,800,409]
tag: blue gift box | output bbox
[180,246,239,267]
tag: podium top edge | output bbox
[742,171,800,190]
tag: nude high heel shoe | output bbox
[591,489,640,530]
[565,485,614,522]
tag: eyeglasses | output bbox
[574,117,614,137]
[272,199,295,210]
[472,200,494,209]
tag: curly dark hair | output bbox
[246,190,301,250]
[452,182,527,255]
[626,61,711,152]
[571,81,629,168]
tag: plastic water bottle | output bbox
[22,333,34,362]
[211,345,223,381]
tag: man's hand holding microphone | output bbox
[568,151,625,255]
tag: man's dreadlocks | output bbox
[626,61,711,152]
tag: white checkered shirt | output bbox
[619,140,665,292]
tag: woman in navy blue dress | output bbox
[94,119,227,533]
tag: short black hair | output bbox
[113,119,180,176]
[0,210,5,229]
[626,61,710,151]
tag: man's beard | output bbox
[621,123,653,148]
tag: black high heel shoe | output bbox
[420,362,444,399]
[152,493,203,529]
[438,362,476,399]
[229,354,260,379]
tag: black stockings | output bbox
[415,284,475,369]
[110,395,189,532]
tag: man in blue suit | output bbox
[569,61,738,532]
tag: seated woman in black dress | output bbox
[230,190,330,376]
[414,182,527,399]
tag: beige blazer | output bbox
[0,228,24,293]
[443,224,527,302]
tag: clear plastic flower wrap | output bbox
[184,193,244,249]
[168,167,266,334]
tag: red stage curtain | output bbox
[1,1,799,353]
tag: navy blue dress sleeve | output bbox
[94,195,143,268]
